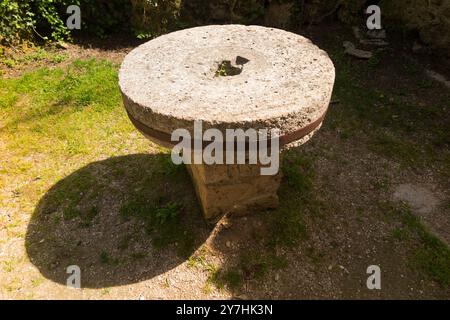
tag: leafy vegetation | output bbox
[384,203,450,287]
[0,0,131,45]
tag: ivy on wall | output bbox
[0,0,131,45]
[1,0,449,55]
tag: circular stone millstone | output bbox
[119,25,335,147]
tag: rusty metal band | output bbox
[126,109,327,147]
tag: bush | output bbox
[0,0,35,44]
[131,0,181,39]
[0,0,131,45]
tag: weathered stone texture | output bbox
[187,162,282,221]
[120,25,335,221]
[119,25,335,139]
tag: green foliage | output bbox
[0,0,70,44]
[282,151,314,191]
[266,151,318,247]
[0,0,132,45]
[381,202,450,287]
[402,209,450,287]
[209,268,243,290]
[99,250,119,265]
[0,0,35,44]
[119,181,194,256]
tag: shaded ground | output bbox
[0,23,449,299]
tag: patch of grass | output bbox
[382,202,450,287]
[31,277,44,288]
[163,278,170,288]
[368,132,421,166]
[154,202,181,225]
[0,58,127,161]
[267,202,308,247]
[101,288,111,295]
[120,197,193,257]
[2,258,20,272]
[21,48,49,62]
[50,54,68,64]
[187,246,209,268]
[2,58,16,68]
[155,154,187,180]
[368,54,381,68]
[241,252,287,279]
[99,250,119,265]
[63,206,81,220]
[209,251,287,291]
[130,252,146,260]
[282,151,314,191]
[266,151,324,247]
[402,212,450,287]
[414,240,450,287]
[328,43,450,174]
[0,58,146,238]
[4,278,21,292]
[209,269,243,290]
[80,206,99,227]
[391,227,409,241]
[50,171,102,227]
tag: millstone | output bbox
[119,25,335,222]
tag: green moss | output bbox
[382,203,450,287]
[120,195,194,257]
[209,269,243,290]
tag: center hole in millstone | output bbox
[214,56,250,77]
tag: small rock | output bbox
[367,29,386,39]
[425,70,450,89]
[343,41,373,59]
[360,39,388,46]
[339,265,350,274]
[394,184,439,214]
[221,220,232,229]
[225,241,231,248]
[275,273,280,281]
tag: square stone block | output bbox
[187,162,282,222]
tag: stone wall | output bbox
[381,0,450,52]
[130,0,450,54]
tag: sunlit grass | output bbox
[0,58,151,215]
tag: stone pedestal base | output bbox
[187,163,282,222]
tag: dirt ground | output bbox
[0,23,449,299]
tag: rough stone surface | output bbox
[120,25,335,220]
[119,24,335,139]
[393,184,439,214]
[187,162,282,221]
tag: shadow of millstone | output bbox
[26,153,211,288]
